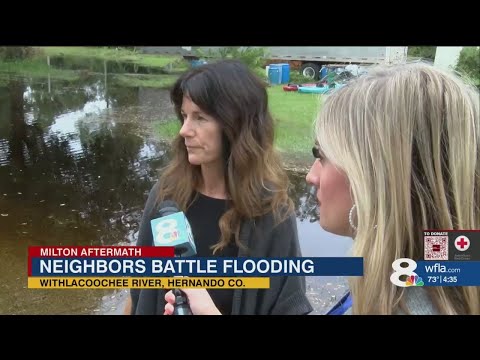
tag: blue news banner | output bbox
[415,261,480,286]
[29,257,364,277]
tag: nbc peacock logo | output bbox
[391,258,425,287]
[154,218,179,244]
[405,275,424,287]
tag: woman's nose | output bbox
[305,162,319,186]
[179,119,193,138]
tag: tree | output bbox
[407,46,437,60]
[195,47,268,70]
[456,47,480,84]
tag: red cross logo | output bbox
[454,236,470,251]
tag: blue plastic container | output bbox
[268,65,281,85]
[277,63,290,83]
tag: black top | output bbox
[185,192,238,315]
[131,181,313,316]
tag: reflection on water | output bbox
[0,73,351,315]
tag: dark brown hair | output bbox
[156,60,294,253]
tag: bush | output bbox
[195,47,268,70]
[0,46,36,60]
[289,71,316,84]
[407,46,437,60]
[456,47,480,83]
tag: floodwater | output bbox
[0,65,352,315]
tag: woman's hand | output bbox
[164,289,221,315]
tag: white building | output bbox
[434,47,463,71]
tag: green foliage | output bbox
[289,71,316,84]
[0,58,81,81]
[109,46,138,52]
[0,46,35,60]
[39,47,180,69]
[195,47,268,70]
[408,46,437,60]
[456,47,480,84]
[253,67,268,81]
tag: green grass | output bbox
[40,46,137,59]
[112,74,178,88]
[1,47,188,82]
[38,47,181,69]
[152,85,321,161]
[267,85,321,155]
[0,50,187,85]
[0,58,81,81]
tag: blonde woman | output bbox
[306,63,479,315]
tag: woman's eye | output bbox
[312,146,326,163]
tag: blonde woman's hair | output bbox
[315,63,479,314]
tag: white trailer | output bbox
[264,46,408,79]
[140,46,408,80]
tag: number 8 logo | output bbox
[155,219,178,244]
[390,258,418,287]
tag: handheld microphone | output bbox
[150,200,197,315]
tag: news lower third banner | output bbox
[27,246,363,289]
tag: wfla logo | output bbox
[390,258,424,287]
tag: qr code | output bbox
[424,236,448,260]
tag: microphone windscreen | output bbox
[157,200,180,218]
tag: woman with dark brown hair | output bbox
[125,60,312,315]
